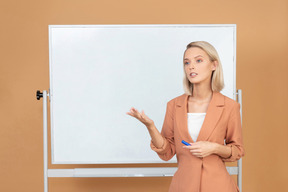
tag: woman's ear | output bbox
[212,60,218,71]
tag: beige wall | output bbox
[1,0,288,191]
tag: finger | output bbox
[127,111,136,116]
[135,109,146,121]
[128,108,141,119]
[184,145,198,150]
[190,142,199,146]
[191,152,202,157]
[183,145,194,149]
[135,110,143,119]
[131,108,140,116]
[190,143,200,147]
[134,109,142,117]
[140,110,145,117]
[129,109,137,116]
[127,111,134,115]
[190,149,201,153]
[141,110,149,118]
[131,108,137,114]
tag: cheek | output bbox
[185,66,190,74]
[198,66,211,77]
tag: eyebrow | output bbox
[183,55,203,60]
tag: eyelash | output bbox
[184,59,202,65]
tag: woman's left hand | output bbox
[182,141,217,158]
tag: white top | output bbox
[187,113,206,142]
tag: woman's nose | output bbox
[189,63,195,69]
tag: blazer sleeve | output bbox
[150,99,176,161]
[221,102,245,162]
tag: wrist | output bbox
[212,143,220,155]
[146,122,155,130]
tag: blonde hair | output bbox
[183,41,224,95]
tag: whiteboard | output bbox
[48,24,236,164]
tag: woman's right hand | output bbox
[126,107,154,128]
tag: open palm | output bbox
[126,107,154,127]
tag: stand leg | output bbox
[43,90,48,192]
[237,89,243,192]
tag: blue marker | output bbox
[182,140,191,146]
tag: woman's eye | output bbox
[184,60,202,65]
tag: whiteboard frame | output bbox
[44,23,242,192]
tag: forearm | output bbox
[146,123,165,149]
[213,143,232,159]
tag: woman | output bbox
[126,41,245,192]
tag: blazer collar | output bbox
[175,91,224,143]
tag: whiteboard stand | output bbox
[36,89,243,192]
[236,89,243,192]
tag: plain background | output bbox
[0,0,287,191]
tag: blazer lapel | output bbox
[175,91,224,143]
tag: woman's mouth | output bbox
[190,72,198,78]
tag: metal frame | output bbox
[237,89,243,192]
[40,89,243,192]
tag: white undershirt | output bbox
[187,113,206,142]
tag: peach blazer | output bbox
[150,91,245,192]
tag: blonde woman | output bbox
[126,41,245,192]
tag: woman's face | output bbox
[183,47,217,85]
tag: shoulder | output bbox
[222,93,240,108]
[221,93,241,117]
[167,93,186,105]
